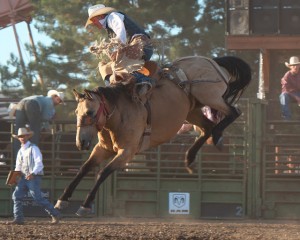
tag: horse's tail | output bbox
[213,56,252,105]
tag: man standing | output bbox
[6,127,60,225]
[279,56,300,120]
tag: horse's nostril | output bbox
[81,140,91,150]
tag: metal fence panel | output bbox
[263,119,300,219]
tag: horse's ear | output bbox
[73,89,84,102]
[84,89,94,100]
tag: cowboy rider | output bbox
[85,4,153,88]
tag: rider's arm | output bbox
[107,12,127,44]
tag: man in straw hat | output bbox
[85,4,153,90]
[13,90,65,158]
[6,127,61,225]
[279,56,300,120]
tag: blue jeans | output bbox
[279,92,300,120]
[12,175,60,222]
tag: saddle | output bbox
[160,63,190,95]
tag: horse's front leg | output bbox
[76,149,135,217]
[55,145,114,210]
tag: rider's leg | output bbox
[98,62,113,85]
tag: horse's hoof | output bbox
[76,206,92,217]
[54,200,69,210]
[186,166,194,174]
[185,159,195,174]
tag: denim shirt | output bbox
[19,95,55,121]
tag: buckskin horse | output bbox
[54,55,251,216]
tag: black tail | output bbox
[213,56,252,105]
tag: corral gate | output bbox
[261,118,300,219]
[1,99,300,219]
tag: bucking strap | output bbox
[144,100,151,131]
[137,100,152,153]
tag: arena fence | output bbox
[261,119,300,219]
[0,99,300,220]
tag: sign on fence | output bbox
[169,192,190,214]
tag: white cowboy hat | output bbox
[285,56,300,67]
[85,4,116,28]
[47,89,65,104]
[12,127,34,139]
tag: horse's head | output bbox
[73,89,108,150]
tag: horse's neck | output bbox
[103,92,133,125]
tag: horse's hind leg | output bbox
[185,110,215,173]
[190,84,241,149]
[212,105,241,147]
[185,105,239,172]
[55,145,114,210]
[185,127,212,174]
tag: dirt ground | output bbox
[0,217,300,240]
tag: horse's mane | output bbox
[213,56,252,104]
[89,84,130,105]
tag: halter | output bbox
[77,94,112,130]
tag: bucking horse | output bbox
[54,55,252,216]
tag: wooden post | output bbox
[11,17,28,79]
[275,146,279,174]
[257,49,270,100]
[26,21,45,89]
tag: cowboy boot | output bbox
[131,72,154,96]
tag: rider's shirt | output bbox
[99,12,150,44]
[102,12,127,44]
